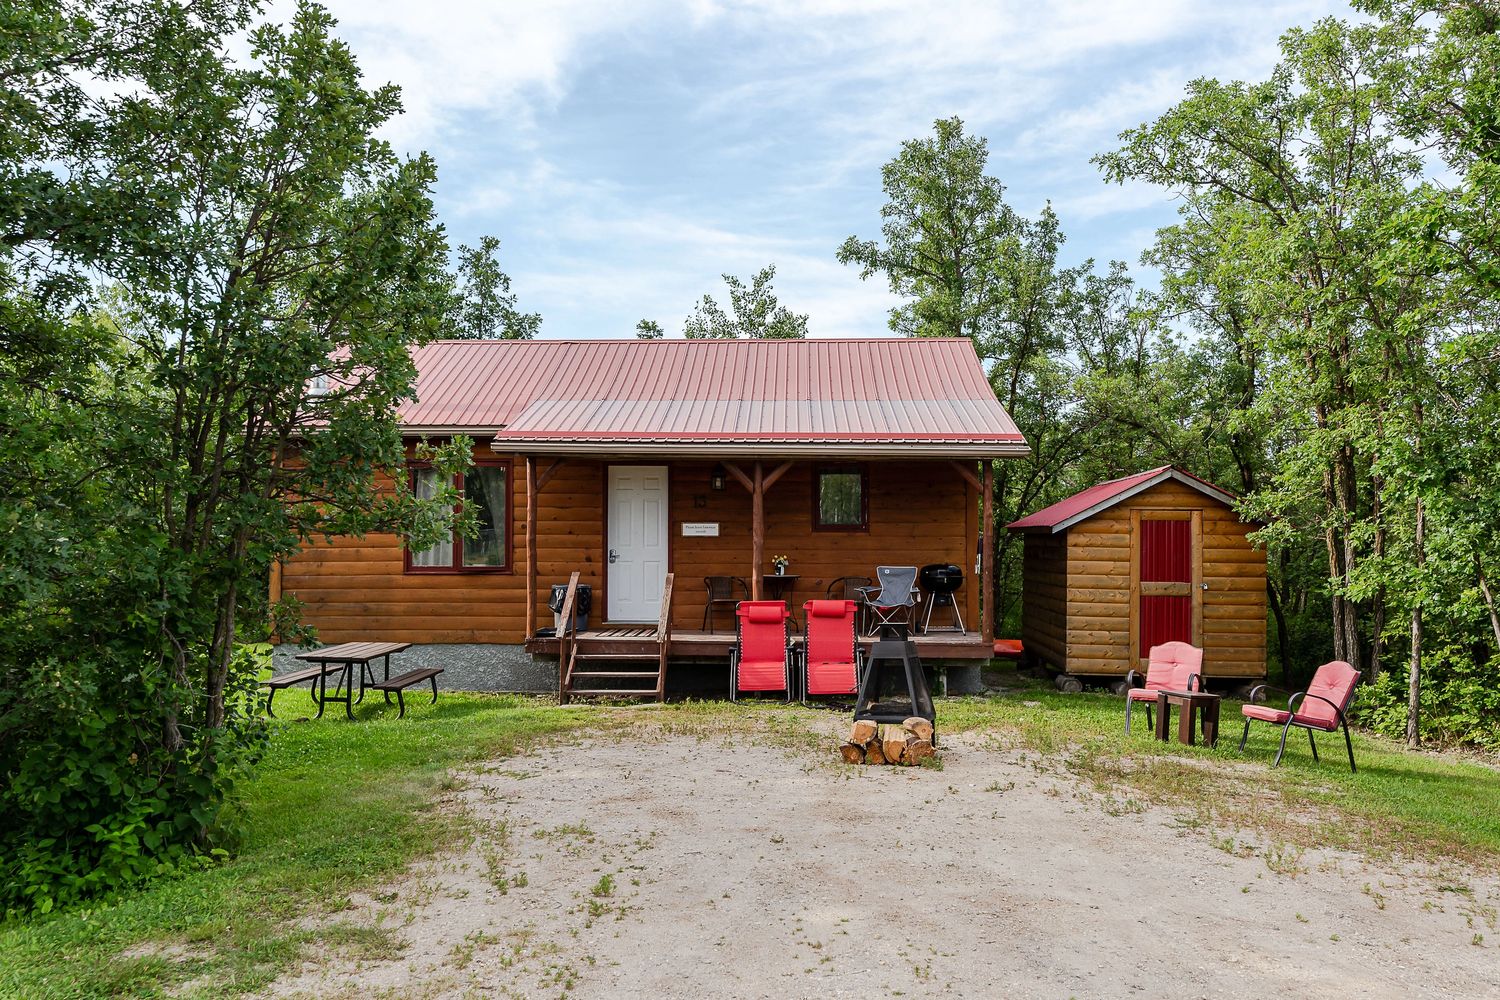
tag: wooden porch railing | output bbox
[654,573,674,700]
[557,570,581,704]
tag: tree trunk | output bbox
[1477,560,1500,653]
[1267,578,1294,687]
[1369,490,1386,682]
[1407,496,1424,749]
[1325,525,1347,665]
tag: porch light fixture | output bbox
[711,465,727,491]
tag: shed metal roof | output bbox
[396,338,1029,458]
[1005,467,1241,534]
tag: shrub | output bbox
[1353,647,1500,751]
[0,644,268,916]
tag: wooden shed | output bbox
[1006,467,1266,691]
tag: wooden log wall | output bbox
[278,452,978,645]
[1020,532,1068,671]
[668,460,977,632]
[279,445,603,645]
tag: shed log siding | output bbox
[280,452,977,644]
[1021,532,1067,670]
[1060,480,1265,679]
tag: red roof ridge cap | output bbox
[417,337,978,345]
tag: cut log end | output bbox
[902,716,935,742]
[839,720,940,766]
[882,725,915,766]
[902,739,936,766]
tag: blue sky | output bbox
[307,0,1349,339]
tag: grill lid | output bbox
[920,563,964,593]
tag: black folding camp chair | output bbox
[856,566,919,635]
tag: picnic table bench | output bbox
[263,642,441,720]
[369,667,444,718]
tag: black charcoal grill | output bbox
[919,563,965,633]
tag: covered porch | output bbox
[516,454,1006,663]
[523,625,995,661]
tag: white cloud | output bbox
[285,0,1354,337]
[306,0,677,151]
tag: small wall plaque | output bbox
[682,522,719,537]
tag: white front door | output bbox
[607,465,668,622]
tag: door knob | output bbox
[608,548,620,564]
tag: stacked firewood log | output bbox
[840,717,936,766]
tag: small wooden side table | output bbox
[1154,689,1222,747]
[763,573,800,624]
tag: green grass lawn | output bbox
[942,681,1500,865]
[2,681,1496,999]
[0,691,597,1000]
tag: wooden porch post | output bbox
[981,458,995,646]
[525,455,538,639]
[750,461,764,600]
[722,460,789,604]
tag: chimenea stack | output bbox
[852,620,936,740]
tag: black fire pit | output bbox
[853,621,936,741]
[919,563,965,633]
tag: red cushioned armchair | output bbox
[730,600,794,702]
[1124,641,1203,734]
[1239,660,1360,772]
[801,599,861,703]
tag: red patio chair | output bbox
[801,599,861,702]
[730,600,793,702]
[1238,660,1360,772]
[1124,641,1203,734]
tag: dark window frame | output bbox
[403,457,514,574]
[812,463,869,532]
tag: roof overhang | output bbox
[483,438,1032,459]
[1009,467,1241,534]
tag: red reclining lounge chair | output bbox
[802,599,861,703]
[730,600,793,702]
[1239,660,1360,772]
[1124,641,1203,734]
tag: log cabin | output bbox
[1007,467,1267,692]
[274,337,1031,694]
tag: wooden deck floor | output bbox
[524,627,993,661]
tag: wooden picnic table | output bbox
[292,641,413,720]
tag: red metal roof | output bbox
[396,338,1029,457]
[1006,467,1240,533]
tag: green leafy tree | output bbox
[0,0,474,911]
[683,264,807,339]
[450,235,540,340]
[1096,16,1429,682]
[635,318,664,339]
[837,116,1023,343]
[842,118,1178,634]
[1100,2,1500,746]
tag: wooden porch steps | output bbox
[560,573,674,704]
[570,669,661,679]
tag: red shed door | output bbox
[1132,511,1201,667]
